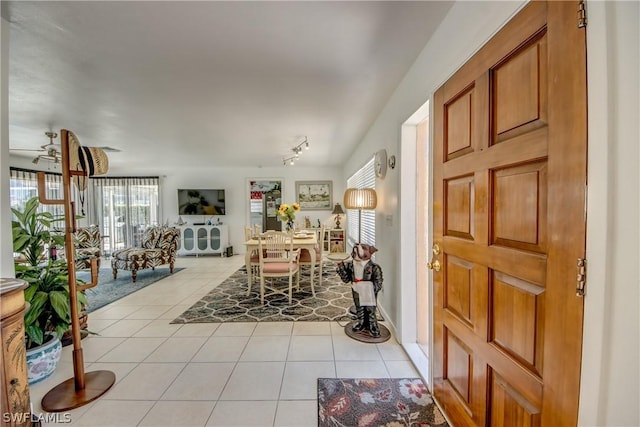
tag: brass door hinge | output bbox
[576,258,586,297]
[578,1,587,28]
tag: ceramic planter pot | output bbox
[26,333,62,384]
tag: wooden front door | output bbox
[432,2,587,426]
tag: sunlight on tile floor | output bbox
[28,255,419,426]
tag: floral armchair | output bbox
[74,225,102,270]
[111,225,180,283]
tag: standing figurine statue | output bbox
[337,243,383,337]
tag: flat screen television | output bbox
[178,189,226,215]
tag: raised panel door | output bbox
[432,2,586,426]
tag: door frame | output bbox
[399,101,432,386]
[579,1,637,424]
[246,178,283,231]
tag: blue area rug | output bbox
[77,267,184,312]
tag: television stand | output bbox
[177,225,229,256]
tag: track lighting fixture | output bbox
[283,136,309,166]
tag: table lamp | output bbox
[332,203,345,229]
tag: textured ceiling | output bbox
[3,1,452,172]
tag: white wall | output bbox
[342,0,527,339]
[158,165,343,254]
[7,156,344,255]
[342,1,639,425]
[0,18,14,278]
[581,1,639,426]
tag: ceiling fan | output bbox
[9,131,62,164]
[10,131,121,164]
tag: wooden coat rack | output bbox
[37,129,115,412]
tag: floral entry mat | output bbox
[318,378,449,427]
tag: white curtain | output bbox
[10,168,68,220]
[346,157,376,250]
[91,177,160,254]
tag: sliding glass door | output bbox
[92,177,160,255]
[10,169,160,257]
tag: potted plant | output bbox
[12,197,87,384]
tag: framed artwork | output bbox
[296,180,333,210]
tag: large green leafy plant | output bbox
[12,197,86,349]
[12,197,64,266]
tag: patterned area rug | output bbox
[318,378,449,427]
[78,267,184,313]
[172,264,381,323]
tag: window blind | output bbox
[346,157,376,249]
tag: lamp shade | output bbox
[343,188,377,210]
[332,203,345,215]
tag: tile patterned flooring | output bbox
[28,255,419,426]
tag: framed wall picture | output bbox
[296,180,333,210]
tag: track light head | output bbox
[282,136,310,166]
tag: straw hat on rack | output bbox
[67,130,109,191]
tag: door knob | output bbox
[427,259,441,272]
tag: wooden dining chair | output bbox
[297,225,325,295]
[245,226,261,295]
[258,231,300,305]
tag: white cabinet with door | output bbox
[307,228,346,253]
[178,225,229,256]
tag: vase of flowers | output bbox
[277,202,300,232]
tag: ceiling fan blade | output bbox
[10,131,62,159]
[97,146,121,153]
[10,148,45,152]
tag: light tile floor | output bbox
[28,255,419,427]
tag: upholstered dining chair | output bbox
[258,231,300,305]
[297,225,325,295]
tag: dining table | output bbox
[243,232,319,291]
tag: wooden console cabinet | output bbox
[177,225,229,256]
[1,278,33,427]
